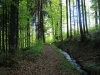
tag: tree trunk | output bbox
[84,0,88,34]
[5,0,8,57]
[9,0,19,53]
[40,0,45,43]
[73,0,76,35]
[66,0,69,38]
[95,10,98,29]
[2,1,5,53]
[69,0,72,38]
[27,19,30,47]
[81,0,85,34]
[60,0,63,41]
[77,0,84,42]
[98,0,100,25]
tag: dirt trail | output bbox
[30,44,61,75]
[6,44,63,75]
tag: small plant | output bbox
[23,39,43,60]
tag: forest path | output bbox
[30,43,61,75]
[6,44,68,75]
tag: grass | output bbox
[25,40,43,59]
[51,44,80,75]
[24,47,42,59]
[59,56,75,70]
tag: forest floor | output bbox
[0,44,80,75]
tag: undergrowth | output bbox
[17,39,44,61]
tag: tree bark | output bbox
[9,0,19,53]
[69,0,72,38]
[77,0,84,42]
[66,0,69,38]
[81,0,85,34]
[84,0,88,34]
[60,0,63,41]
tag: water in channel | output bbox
[58,49,88,75]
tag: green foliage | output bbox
[19,0,30,27]
[45,0,63,42]
[91,0,99,10]
[21,39,44,60]
[62,32,67,40]
[46,35,54,43]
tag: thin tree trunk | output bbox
[69,0,72,38]
[98,0,100,25]
[37,0,40,40]
[84,0,88,34]
[66,0,69,38]
[81,0,85,34]
[55,22,59,40]
[76,0,79,34]
[27,19,30,47]
[73,0,76,35]
[60,0,63,41]
[0,29,2,54]
[77,0,84,42]
[5,0,8,58]
[95,10,98,29]
[2,1,5,53]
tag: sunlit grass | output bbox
[46,35,54,43]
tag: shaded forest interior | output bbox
[0,0,100,75]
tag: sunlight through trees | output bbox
[0,0,99,58]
